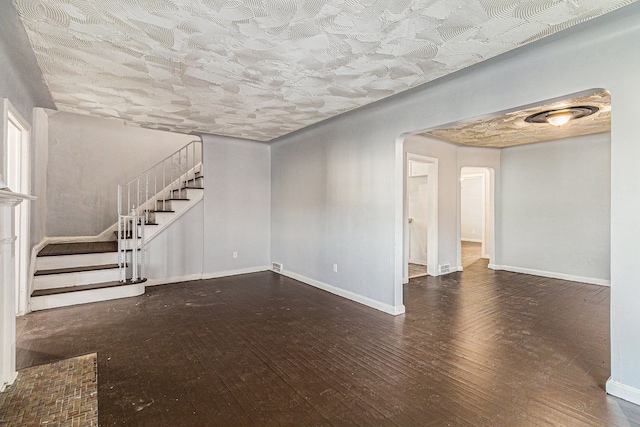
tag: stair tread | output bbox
[38,242,117,257]
[31,278,147,297]
[35,264,119,276]
[151,209,175,213]
[163,198,190,201]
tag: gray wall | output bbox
[269,3,640,395]
[202,134,271,276]
[499,134,610,282]
[271,116,398,310]
[30,109,50,247]
[45,111,193,237]
[0,1,54,180]
[146,200,204,281]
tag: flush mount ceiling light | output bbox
[525,106,599,127]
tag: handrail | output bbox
[124,139,202,187]
[117,140,203,218]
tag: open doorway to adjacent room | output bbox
[460,167,493,269]
[404,153,438,281]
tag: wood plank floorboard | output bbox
[15,244,640,426]
[38,241,117,256]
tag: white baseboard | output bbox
[461,238,482,243]
[202,265,270,280]
[489,264,610,287]
[279,269,405,316]
[408,259,427,266]
[145,273,203,287]
[607,378,640,406]
[403,277,409,284]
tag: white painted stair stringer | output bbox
[36,251,118,271]
[30,283,145,311]
[33,268,120,290]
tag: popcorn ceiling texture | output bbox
[427,91,611,147]
[13,0,636,141]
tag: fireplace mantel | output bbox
[1,188,35,391]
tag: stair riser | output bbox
[31,283,144,311]
[36,252,119,271]
[34,269,120,290]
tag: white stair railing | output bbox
[118,209,145,283]
[116,140,202,282]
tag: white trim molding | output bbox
[202,265,271,280]
[489,264,610,287]
[280,269,405,316]
[145,273,204,287]
[606,378,640,406]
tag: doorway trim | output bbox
[458,166,495,269]
[404,153,438,281]
[2,99,31,316]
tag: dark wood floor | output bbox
[38,241,117,256]
[15,246,640,426]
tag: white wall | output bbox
[45,111,194,237]
[146,200,204,282]
[201,134,271,277]
[271,115,400,314]
[497,133,610,284]
[460,175,483,243]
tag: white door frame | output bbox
[458,166,495,268]
[404,153,438,281]
[2,99,31,315]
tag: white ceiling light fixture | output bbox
[524,106,600,127]
[424,91,610,148]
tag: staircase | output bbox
[31,141,203,311]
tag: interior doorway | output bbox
[408,174,428,277]
[460,167,493,268]
[4,100,31,315]
[405,153,438,281]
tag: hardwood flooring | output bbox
[408,263,427,278]
[15,248,640,426]
[38,241,117,256]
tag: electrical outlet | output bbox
[333,263,338,273]
[233,251,238,259]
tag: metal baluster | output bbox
[154,165,157,224]
[170,154,174,206]
[145,173,149,224]
[178,149,182,199]
[162,158,166,211]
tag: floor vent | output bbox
[272,262,283,274]
[439,264,450,275]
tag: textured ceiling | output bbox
[14,0,636,141]
[425,91,611,147]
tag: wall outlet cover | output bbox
[272,262,283,274]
